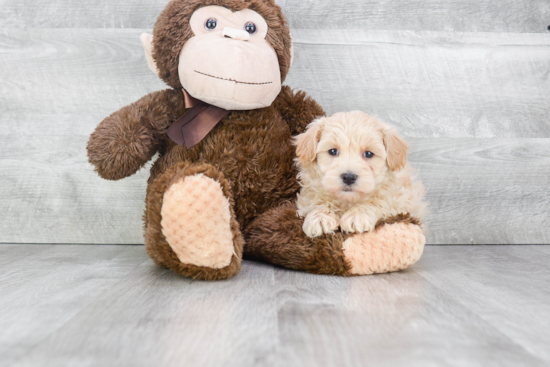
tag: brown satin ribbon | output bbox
[167,89,230,148]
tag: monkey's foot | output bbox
[342,222,425,275]
[161,173,235,269]
[145,163,243,280]
[244,202,424,276]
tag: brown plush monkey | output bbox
[87,0,425,280]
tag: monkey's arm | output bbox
[87,89,184,180]
[275,86,325,136]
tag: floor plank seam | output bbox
[8,254,151,365]
[410,266,548,363]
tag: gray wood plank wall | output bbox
[2,0,549,33]
[1,1,549,244]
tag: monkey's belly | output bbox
[202,113,298,226]
[226,140,299,228]
[151,113,298,227]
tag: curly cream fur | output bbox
[294,111,428,238]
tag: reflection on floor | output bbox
[1,244,549,367]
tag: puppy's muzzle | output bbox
[341,172,358,186]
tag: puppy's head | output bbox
[295,111,408,202]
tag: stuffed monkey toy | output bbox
[87,0,426,280]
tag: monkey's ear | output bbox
[140,33,159,75]
[294,118,324,162]
[383,128,409,171]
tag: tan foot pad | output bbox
[161,173,234,269]
[342,222,425,275]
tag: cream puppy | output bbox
[295,111,428,238]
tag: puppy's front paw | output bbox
[340,210,377,234]
[302,210,339,238]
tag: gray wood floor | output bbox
[1,244,549,367]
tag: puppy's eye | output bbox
[328,149,339,156]
[205,18,218,30]
[363,151,374,158]
[244,22,257,35]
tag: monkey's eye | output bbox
[328,149,339,156]
[363,151,374,158]
[244,22,257,35]
[205,18,218,30]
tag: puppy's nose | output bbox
[341,172,358,186]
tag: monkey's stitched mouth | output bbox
[194,70,273,85]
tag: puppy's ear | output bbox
[383,128,409,171]
[294,118,324,162]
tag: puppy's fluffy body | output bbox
[294,111,428,238]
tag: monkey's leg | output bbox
[145,162,243,280]
[244,203,425,276]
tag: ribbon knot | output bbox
[167,89,230,148]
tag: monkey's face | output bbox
[179,6,282,110]
[142,3,288,111]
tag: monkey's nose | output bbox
[222,27,250,41]
[341,173,358,186]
